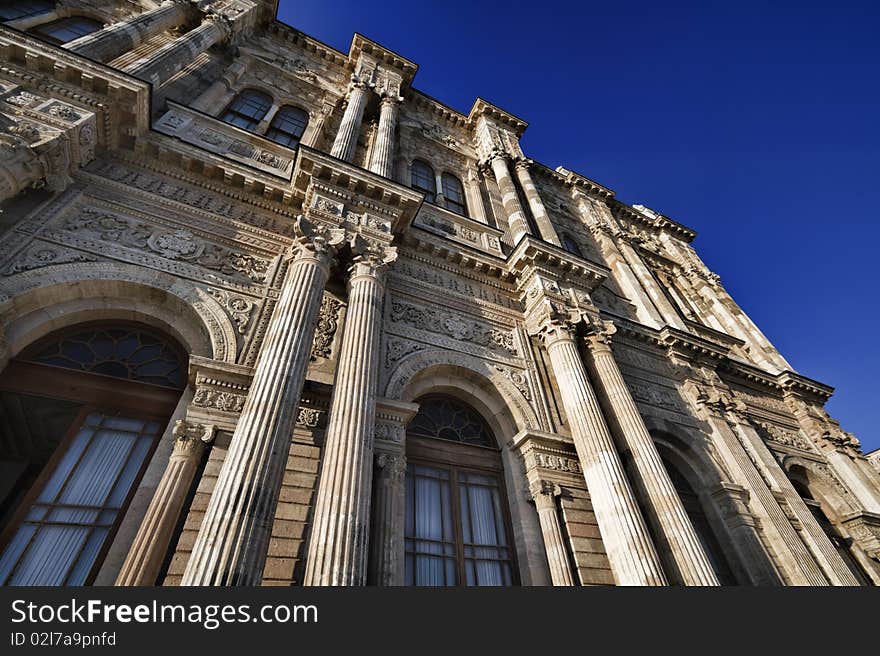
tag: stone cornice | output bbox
[611,199,697,243]
[507,236,609,292]
[347,33,418,83]
[399,229,514,282]
[777,370,835,403]
[407,90,469,129]
[265,20,349,68]
[554,166,615,201]
[467,98,528,136]
[292,146,424,234]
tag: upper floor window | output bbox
[1,0,54,21]
[265,105,308,149]
[221,89,272,132]
[561,234,583,257]
[441,173,467,216]
[29,16,102,45]
[410,159,436,204]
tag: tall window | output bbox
[0,323,185,586]
[440,173,467,216]
[265,105,308,148]
[1,0,54,21]
[561,234,583,257]
[404,396,516,586]
[410,160,436,204]
[28,16,102,45]
[221,89,272,132]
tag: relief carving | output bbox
[3,244,97,275]
[311,295,343,360]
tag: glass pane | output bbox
[408,397,494,446]
[405,463,457,586]
[0,412,159,586]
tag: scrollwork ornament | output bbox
[289,214,346,262]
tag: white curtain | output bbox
[0,414,157,586]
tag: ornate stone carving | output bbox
[375,420,405,444]
[384,338,427,369]
[311,295,343,360]
[192,388,247,413]
[389,299,517,355]
[3,244,97,275]
[63,208,269,284]
[296,406,325,429]
[207,288,255,335]
[533,452,582,473]
[493,364,532,401]
[756,421,814,452]
[172,420,216,456]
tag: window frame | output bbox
[220,89,273,132]
[440,172,468,217]
[410,159,437,204]
[405,431,519,587]
[264,105,309,149]
[0,0,55,22]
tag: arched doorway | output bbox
[404,395,518,586]
[0,321,186,585]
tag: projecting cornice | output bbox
[347,33,418,84]
[612,200,697,243]
[776,371,835,403]
[467,98,528,136]
[507,236,609,292]
[555,166,615,200]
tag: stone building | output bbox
[0,0,878,587]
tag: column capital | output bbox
[349,233,397,279]
[379,90,404,106]
[287,215,346,263]
[582,318,617,353]
[529,478,563,503]
[171,419,215,458]
[376,452,407,482]
[514,157,534,172]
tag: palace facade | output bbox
[0,0,878,586]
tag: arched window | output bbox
[410,159,436,204]
[265,105,308,149]
[28,16,102,45]
[440,173,467,216]
[659,453,738,585]
[404,396,517,586]
[1,0,54,22]
[561,234,583,257]
[221,89,272,132]
[0,322,186,586]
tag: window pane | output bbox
[30,17,102,45]
[221,90,272,132]
[411,160,436,203]
[457,471,513,587]
[441,173,467,216]
[407,397,494,446]
[404,463,457,586]
[1,0,54,21]
[0,412,158,586]
[266,106,308,148]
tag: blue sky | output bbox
[276,1,880,452]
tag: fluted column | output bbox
[514,159,561,246]
[369,452,407,586]
[331,77,371,162]
[489,152,531,243]
[582,323,720,585]
[304,237,396,586]
[536,316,667,585]
[530,480,575,586]
[125,16,229,87]
[181,217,344,586]
[116,420,214,586]
[65,1,190,63]
[368,93,401,178]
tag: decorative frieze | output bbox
[389,299,517,355]
[755,421,815,453]
[311,295,343,360]
[413,207,504,257]
[2,243,97,275]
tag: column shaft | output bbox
[490,155,531,243]
[369,452,406,586]
[368,96,399,178]
[543,329,666,585]
[116,422,212,586]
[514,161,560,245]
[304,252,389,585]
[531,482,575,586]
[65,1,189,63]
[585,334,719,585]
[330,81,369,162]
[181,221,341,585]
[125,17,228,87]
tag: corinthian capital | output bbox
[514,157,534,172]
[582,317,617,353]
[172,420,216,458]
[289,215,346,261]
[350,233,398,278]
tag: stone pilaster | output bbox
[304,237,396,586]
[582,322,720,586]
[65,1,191,63]
[369,399,419,586]
[330,75,371,162]
[115,420,215,586]
[529,479,575,586]
[181,217,344,586]
[530,309,667,586]
[514,158,560,246]
[488,152,531,243]
[124,16,230,87]
[368,93,401,178]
